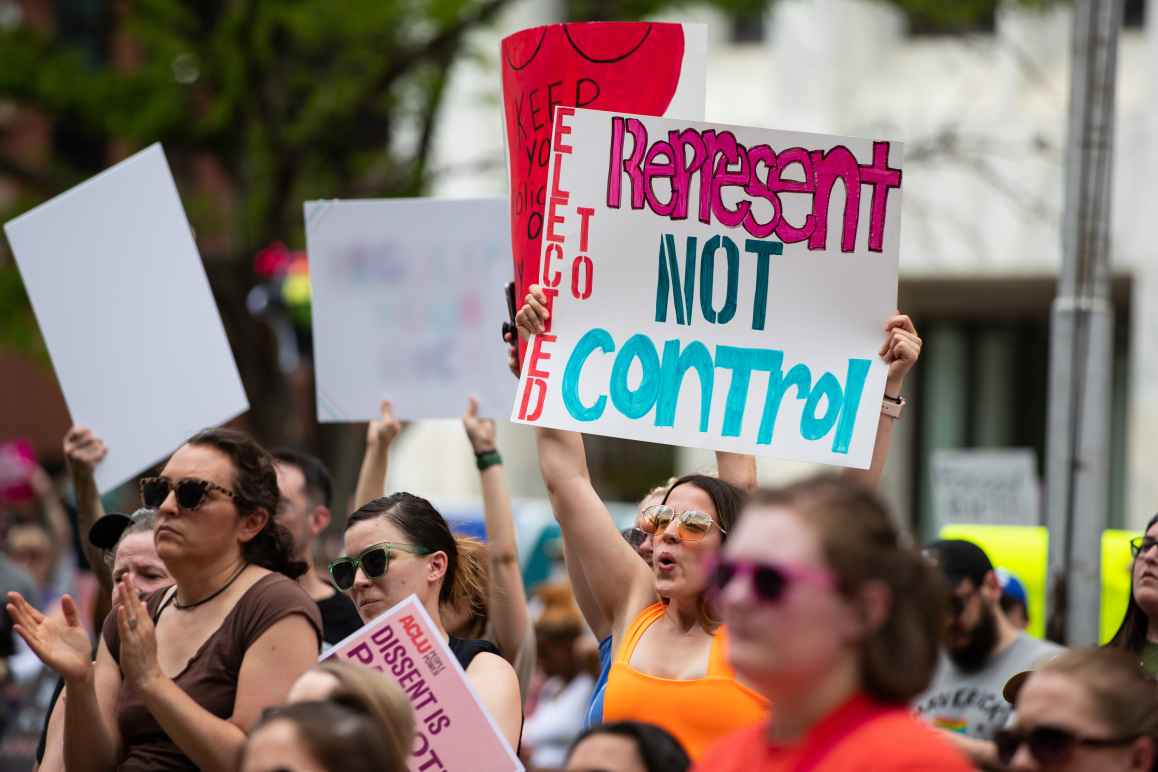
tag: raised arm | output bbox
[517,287,654,630]
[842,313,922,489]
[63,427,111,591]
[353,400,402,510]
[715,452,757,491]
[461,398,533,682]
[505,328,609,642]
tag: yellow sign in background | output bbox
[938,524,1133,643]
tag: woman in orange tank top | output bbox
[514,287,922,761]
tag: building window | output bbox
[729,9,766,44]
[1124,0,1146,28]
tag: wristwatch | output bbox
[881,393,906,419]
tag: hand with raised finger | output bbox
[116,576,163,692]
[879,313,922,392]
[463,397,497,454]
[366,400,403,449]
[515,284,550,339]
[63,426,107,477]
[6,592,93,683]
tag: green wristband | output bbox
[475,450,502,471]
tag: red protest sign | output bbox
[500,22,706,342]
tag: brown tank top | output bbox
[101,573,322,771]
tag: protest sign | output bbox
[304,198,513,421]
[510,108,903,468]
[940,524,1049,640]
[325,595,523,772]
[3,145,248,492]
[501,22,707,333]
[931,448,1041,527]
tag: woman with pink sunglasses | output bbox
[697,476,970,771]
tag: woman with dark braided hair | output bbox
[1107,513,1158,674]
[8,427,322,772]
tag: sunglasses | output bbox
[328,542,430,591]
[995,725,1137,766]
[709,558,833,604]
[621,527,648,550]
[638,505,725,542]
[139,476,235,511]
[1130,536,1158,558]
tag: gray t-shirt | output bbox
[913,633,1064,740]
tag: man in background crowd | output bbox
[915,539,1064,770]
[272,449,361,647]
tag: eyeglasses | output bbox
[328,542,431,591]
[638,505,725,542]
[139,476,235,511]
[994,725,1137,766]
[708,558,833,604]
[1130,537,1158,558]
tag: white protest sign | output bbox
[3,144,247,492]
[304,198,514,421]
[325,594,523,772]
[932,448,1041,526]
[511,108,903,468]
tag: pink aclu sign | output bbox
[324,595,522,772]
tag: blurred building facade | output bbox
[404,0,1156,536]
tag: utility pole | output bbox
[1045,0,1122,646]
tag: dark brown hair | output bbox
[346,492,458,603]
[245,700,403,772]
[660,473,746,631]
[185,428,306,578]
[1108,513,1158,655]
[749,475,947,704]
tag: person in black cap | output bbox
[37,507,173,771]
[914,539,1064,769]
[271,448,361,647]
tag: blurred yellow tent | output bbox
[937,525,1133,643]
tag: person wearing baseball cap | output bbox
[914,539,1064,769]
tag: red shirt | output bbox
[695,693,971,772]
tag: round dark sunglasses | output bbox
[994,725,1137,766]
[1130,536,1158,558]
[328,542,430,591]
[708,558,832,604]
[139,476,235,511]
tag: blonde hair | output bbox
[313,661,416,769]
[447,535,490,639]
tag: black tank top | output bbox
[448,635,501,670]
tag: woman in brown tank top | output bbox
[8,428,322,772]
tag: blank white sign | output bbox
[304,197,515,421]
[4,144,248,493]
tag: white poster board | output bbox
[3,144,248,492]
[932,448,1041,526]
[511,108,903,468]
[304,198,514,421]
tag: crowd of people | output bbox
[0,286,1156,771]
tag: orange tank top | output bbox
[603,603,769,761]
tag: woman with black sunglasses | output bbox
[330,491,523,750]
[697,476,970,771]
[7,427,322,772]
[1107,514,1158,674]
[999,647,1158,771]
